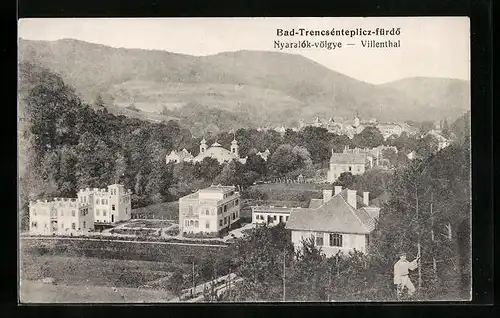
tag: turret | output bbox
[200,138,207,154]
[230,139,239,156]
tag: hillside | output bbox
[18,38,471,129]
[382,77,470,122]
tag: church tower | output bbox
[200,138,207,154]
[231,138,239,157]
[353,111,360,128]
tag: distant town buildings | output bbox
[179,185,241,236]
[28,184,132,235]
[285,186,380,256]
[275,112,420,140]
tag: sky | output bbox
[18,17,470,85]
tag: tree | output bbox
[94,94,105,109]
[169,269,186,299]
[353,126,384,149]
[382,148,398,167]
[268,144,300,176]
[214,160,240,186]
[333,172,357,188]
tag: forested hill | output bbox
[19,38,470,133]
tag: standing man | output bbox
[393,252,420,298]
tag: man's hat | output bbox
[397,252,407,257]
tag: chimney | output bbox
[323,189,333,203]
[363,192,369,206]
[347,189,357,209]
[334,186,342,196]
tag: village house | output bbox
[327,147,370,183]
[251,206,293,226]
[179,185,240,236]
[285,186,380,256]
[28,184,132,235]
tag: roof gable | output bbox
[286,191,375,234]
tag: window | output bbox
[84,196,87,203]
[224,217,227,225]
[205,209,210,215]
[112,204,116,211]
[286,216,289,221]
[205,221,210,229]
[255,214,260,221]
[61,223,64,229]
[195,221,199,228]
[273,215,277,221]
[31,222,37,228]
[32,209,36,216]
[224,205,227,213]
[71,210,76,217]
[190,220,194,226]
[102,199,107,205]
[83,221,86,229]
[96,199,100,205]
[71,223,76,230]
[315,233,324,246]
[125,208,128,214]
[219,219,223,226]
[218,207,222,214]
[103,210,107,216]
[188,205,193,213]
[96,209,100,216]
[235,199,239,206]
[348,166,352,171]
[232,212,235,219]
[329,233,343,247]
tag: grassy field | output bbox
[20,280,174,303]
[131,201,179,220]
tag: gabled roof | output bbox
[286,190,375,234]
[330,153,367,164]
[308,199,324,209]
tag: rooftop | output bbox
[251,206,294,214]
[200,185,237,194]
[286,189,376,234]
[330,152,367,164]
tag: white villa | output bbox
[28,184,132,235]
[179,185,241,236]
[286,186,380,256]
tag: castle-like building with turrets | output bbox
[28,184,132,235]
